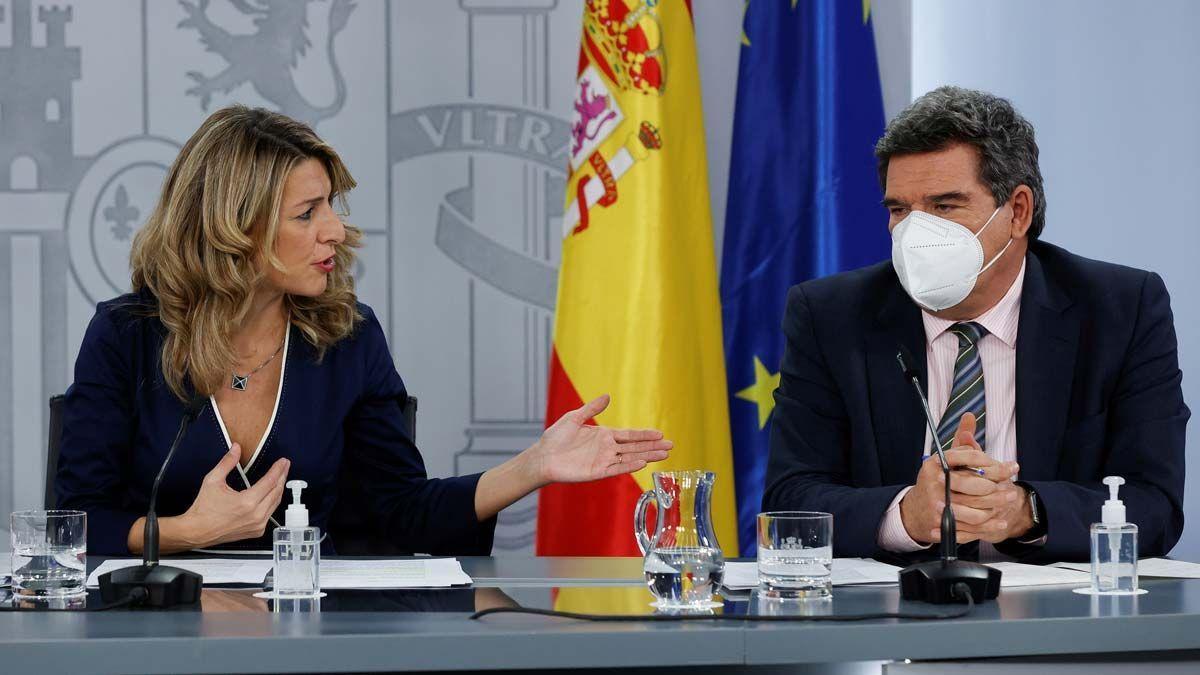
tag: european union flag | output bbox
[721,0,889,554]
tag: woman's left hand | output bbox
[529,394,672,485]
[473,394,672,521]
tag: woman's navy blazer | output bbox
[56,292,496,556]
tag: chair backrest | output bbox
[45,394,66,509]
[403,395,417,440]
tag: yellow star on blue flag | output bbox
[735,356,780,429]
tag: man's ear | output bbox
[1008,185,1034,240]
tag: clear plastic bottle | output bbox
[272,480,320,598]
[1090,476,1138,594]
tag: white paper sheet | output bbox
[85,558,273,587]
[1053,557,1200,579]
[318,558,472,589]
[721,558,901,590]
[988,562,1090,587]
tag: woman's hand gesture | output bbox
[179,444,290,548]
[530,395,672,484]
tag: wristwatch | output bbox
[1016,481,1047,540]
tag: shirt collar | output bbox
[921,260,1026,348]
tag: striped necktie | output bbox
[930,322,989,457]
[932,322,989,562]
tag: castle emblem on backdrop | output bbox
[0,1,86,192]
[177,0,356,125]
[562,0,666,238]
[0,0,178,305]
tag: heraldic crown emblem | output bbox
[583,0,667,95]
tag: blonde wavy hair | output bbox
[130,105,362,400]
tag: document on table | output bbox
[1052,558,1200,579]
[86,558,274,587]
[989,562,1089,588]
[721,558,901,590]
[319,558,472,589]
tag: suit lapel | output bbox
[1015,249,1078,481]
[867,281,929,485]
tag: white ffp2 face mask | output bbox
[890,207,1012,312]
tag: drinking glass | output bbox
[10,510,87,598]
[757,511,832,598]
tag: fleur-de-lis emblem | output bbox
[103,185,140,242]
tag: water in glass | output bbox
[644,546,723,607]
[758,544,832,593]
[11,546,87,597]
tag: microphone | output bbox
[99,396,207,608]
[143,396,207,566]
[895,346,957,561]
[894,346,1001,604]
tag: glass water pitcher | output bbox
[634,470,725,608]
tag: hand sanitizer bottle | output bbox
[1090,476,1138,594]
[273,480,320,598]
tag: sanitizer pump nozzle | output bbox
[285,480,309,527]
[1101,476,1125,524]
[1090,475,1138,595]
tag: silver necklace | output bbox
[231,337,285,391]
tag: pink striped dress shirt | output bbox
[878,262,1026,561]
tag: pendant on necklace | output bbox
[231,374,249,391]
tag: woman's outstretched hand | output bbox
[473,394,671,522]
[530,394,672,484]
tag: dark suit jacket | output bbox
[763,240,1188,563]
[56,291,496,556]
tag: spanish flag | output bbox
[536,0,738,559]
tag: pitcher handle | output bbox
[633,489,656,555]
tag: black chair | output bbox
[44,393,419,555]
[45,394,66,509]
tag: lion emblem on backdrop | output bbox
[177,0,356,126]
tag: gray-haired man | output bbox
[763,86,1188,563]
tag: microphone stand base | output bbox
[98,564,202,608]
[899,559,1001,604]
